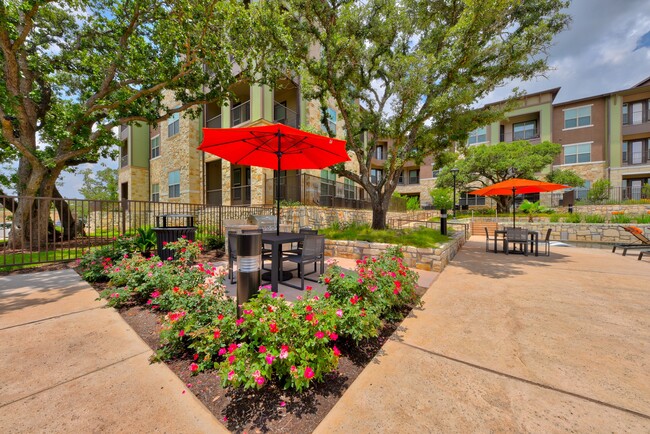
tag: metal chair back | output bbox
[301,235,324,260]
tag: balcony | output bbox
[274,102,299,128]
[120,154,128,168]
[231,100,250,127]
[206,114,222,129]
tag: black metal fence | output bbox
[264,173,407,212]
[548,185,650,206]
[0,195,273,269]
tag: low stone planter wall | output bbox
[324,231,467,272]
[556,204,650,216]
[474,221,650,243]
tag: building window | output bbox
[167,112,180,137]
[564,106,591,129]
[622,140,648,165]
[151,135,160,159]
[408,169,420,184]
[575,180,591,201]
[374,144,386,160]
[370,168,383,184]
[513,120,537,140]
[564,143,591,164]
[467,127,487,145]
[321,107,337,134]
[398,171,404,184]
[151,184,159,202]
[344,178,355,199]
[624,101,649,125]
[168,170,180,198]
[623,104,629,124]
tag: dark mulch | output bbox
[6,252,414,433]
[119,303,402,433]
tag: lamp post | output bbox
[451,167,459,218]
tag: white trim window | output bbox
[151,135,160,159]
[167,112,180,137]
[513,120,537,140]
[151,184,160,202]
[467,127,487,145]
[563,105,591,129]
[370,168,383,184]
[168,170,180,198]
[564,142,591,164]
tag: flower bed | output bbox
[82,240,420,392]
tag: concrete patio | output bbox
[316,237,650,432]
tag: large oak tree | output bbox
[0,0,266,248]
[265,0,570,228]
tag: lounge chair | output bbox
[637,250,650,261]
[612,226,650,256]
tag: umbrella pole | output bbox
[512,187,517,228]
[276,134,282,236]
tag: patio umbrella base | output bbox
[262,270,294,282]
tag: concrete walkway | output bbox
[316,238,650,432]
[0,269,227,433]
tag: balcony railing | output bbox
[274,103,299,128]
[264,173,406,211]
[548,185,650,206]
[231,100,250,126]
[120,155,128,168]
[206,114,222,129]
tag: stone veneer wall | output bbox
[324,230,467,272]
[281,207,440,231]
[472,219,650,243]
[555,204,650,216]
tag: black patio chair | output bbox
[287,227,318,255]
[484,227,501,253]
[505,227,529,256]
[281,235,325,291]
[612,226,650,255]
[541,228,552,256]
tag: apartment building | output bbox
[118,76,650,208]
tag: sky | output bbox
[39,0,650,198]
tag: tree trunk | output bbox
[52,186,79,240]
[495,196,511,214]
[370,191,393,230]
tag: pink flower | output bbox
[256,376,265,386]
[214,329,221,339]
[305,313,314,322]
[110,292,120,298]
[357,278,363,284]
[228,343,238,354]
[178,330,185,337]
[259,345,267,353]
[228,370,236,381]
[296,295,302,301]
[304,367,315,379]
[181,234,187,239]
[236,317,245,326]
[333,346,341,357]
[266,354,276,365]
[315,331,325,339]
[328,332,338,341]
[393,288,400,295]
[280,401,286,407]
[336,309,343,318]
[290,365,297,373]
[228,355,236,364]
[243,309,253,315]
[218,348,227,356]
[252,369,261,378]
[339,273,345,278]
[280,345,289,359]
[324,292,331,299]
[369,285,378,292]
[189,363,198,372]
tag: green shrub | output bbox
[429,187,453,210]
[204,234,225,251]
[635,214,650,224]
[134,227,157,255]
[587,179,611,203]
[563,213,582,223]
[611,214,632,224]
[584,214,605,223]
[549,214,561,223]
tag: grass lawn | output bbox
[319,224,450,248]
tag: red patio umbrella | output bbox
[199,123,349,234]
[470,178,568,228]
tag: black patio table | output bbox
[495,229,540,256]
[261,232,305,293]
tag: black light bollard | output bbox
[440,208,448,235]
[236,232,262,318]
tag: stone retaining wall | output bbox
[556,204,650,216]
[472,220,650,243]
[324,230,467,272]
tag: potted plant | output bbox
[134,227,157,258]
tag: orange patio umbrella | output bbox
[470,178,568,228]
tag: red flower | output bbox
[178,330,185,337]
[315,331,325,339]
[305,305,313,312]
[328,332,338,341]
[162,241,168,246]
[189,363,198,372]
[228,355,236,364]
[306,285,312,291]
[304,367,315,379]
[228,343,238,354]
[193,353,199,361]
[259,345,267,353]
[350,295,360,305]
[324,292,331,299]
[214,329,221,339]
[305,313,314,322]
[269,322,279,333]
[324,277,331,284]
[217,314,224,320]
[332,346,341,357]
